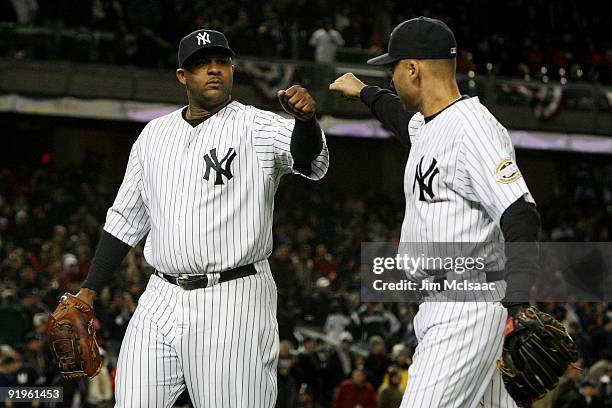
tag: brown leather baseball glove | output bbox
[47,293,102,378]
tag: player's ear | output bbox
[176,68,187,85]
[409,60,419,78]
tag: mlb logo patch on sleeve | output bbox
[495,158,521,184]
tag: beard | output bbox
[188,80,233,111]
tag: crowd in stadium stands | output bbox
[0,152,610,407]
[0,0,611,84]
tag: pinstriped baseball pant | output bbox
[401,300,518,408]
[114,261,279,407]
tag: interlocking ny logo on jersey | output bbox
[196,32,211,46]
[413,156,440,201]
[203,148,237,185]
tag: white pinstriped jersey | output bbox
[401,96,534,272]
[399,97,527,408]
[104,101,329,275]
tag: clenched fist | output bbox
[277,85,317,122]
[329,73,367,100]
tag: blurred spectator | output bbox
[0,347,45,387]
[545,360,585,408]
[49,375,88,408]
[309,19,345,64]
[226,8,257,56]
[0,351,44,407]
[472,38,493,74]
[325,305,352,342]
[325,331,357,395]
[332,367,377,408]
[271,243,302,302]
[297,383,325,408]
[351,303,398,343]
[100,291,136,345]
[307,277,333,325]
[18,265,39,293]
[257,4,285,57]
[291,244,314,291]
[312,244,337,281]
[22,331,53,383]
[381,345,410,393]
[588,350,611,385]
[560,379,605,408]
[591,318,612,362]
[85,347,113,407]
[278,302,300,346]
[369,0,393,52]
[277,358,298,408]
[377,366,403,408]
[364,336,391,390]
[294,337,324,398]
[278,340,300,386]
[395,304,418,351]
[0,289,28,347]
[7,0,38,25]
[60,252,83,290]
[596,366,611,405]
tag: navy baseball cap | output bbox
[178,29,235,67]
[367,17,457,65]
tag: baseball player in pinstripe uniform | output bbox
[330,17,555,407]
[64,29,329,407]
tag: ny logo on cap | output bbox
[196,32,211,46]
[450,47,457,55]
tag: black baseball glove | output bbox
[497,304,578,407]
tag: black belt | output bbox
[155,264,257,290]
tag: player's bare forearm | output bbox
[277,85,317,122]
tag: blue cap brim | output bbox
[367,53,398,65]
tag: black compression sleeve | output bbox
[500,197,541,304]
[81,231,132,292]
[290,117,323,176]
[359,85,411,148]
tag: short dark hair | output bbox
[387,366,400,377]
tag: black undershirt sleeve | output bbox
[500,197,541,305]
[359,85,412,148]
[290,117,323,176]
[81,231,132,293]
